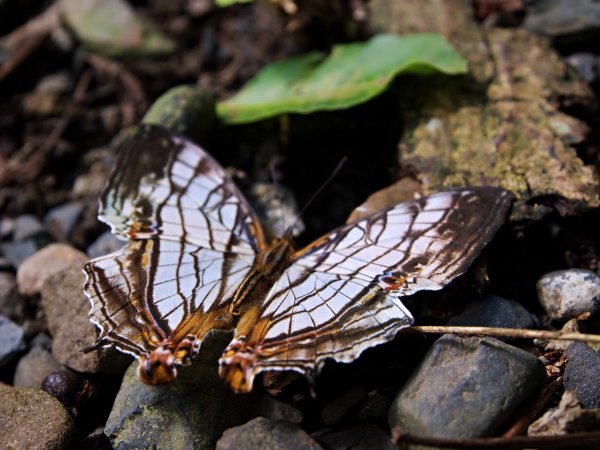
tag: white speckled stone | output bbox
[537,269,600,320]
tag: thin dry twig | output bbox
[407,325,600,344]
[0,4,60,81]
[85,53,147,125]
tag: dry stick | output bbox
[392,427,600,450]
[407,325,600,344]
[0,4,59,81]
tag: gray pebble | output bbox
[0,315,26,367]
[40,264,130,375]
[44,201,85,242]
[448,294,538,341]
[86,231,125,259]
[564,342,600,408]
[13,346,63,388]
[388,335,546,438]
[1,238,52,268]
[217,417,322,450]
[13,214,47,241]
[566,53,599,84]
[537,269,600,320]
[525,0,600,46]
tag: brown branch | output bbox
[392,427,600,449]
[0,4,60,81]
[407,325,600,344]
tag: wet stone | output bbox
[0,314,26,367]
[314,425,395,450]
[563,342,600,408]
[216,417,323,450]
[0,384,74,450]
[536,269,600,320]
[17,243,88,296]
[0,271,24,321]
[40,264,131,375]
[388,335,546,439]
[448,294,538,342]
[13,346,63,388]
[86,230,125,259]
[105,332,263,450]
[44,201,85,242]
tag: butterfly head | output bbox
[138,346,177,385]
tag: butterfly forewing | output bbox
[84,126,265,357]
[220,188,514,389]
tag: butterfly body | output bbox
[84,125,514,394]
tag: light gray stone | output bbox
[537,269,600,320]
[0,315,26,367]
[13,346,63,388]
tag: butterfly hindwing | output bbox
[219,188,513,391]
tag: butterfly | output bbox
[83,124,514,393]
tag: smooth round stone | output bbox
[563,342,600,408]
[448,294,537,341]
[217,417,322,450]
[44,201,85,242]
[17,243,88,296]
[40,265,131,375]
[536,269,600,320]
[0,384,74,450]
[0,315,26,367]
[86,231,125,259]
[12,215,47,241]
[388,335,546,438]
[105,332,263,450]
[13,346,63,388]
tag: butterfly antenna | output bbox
[286,156,348,237]
[269,158,286,236]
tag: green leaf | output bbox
[217,33,468,124]
[214,0,254,7]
